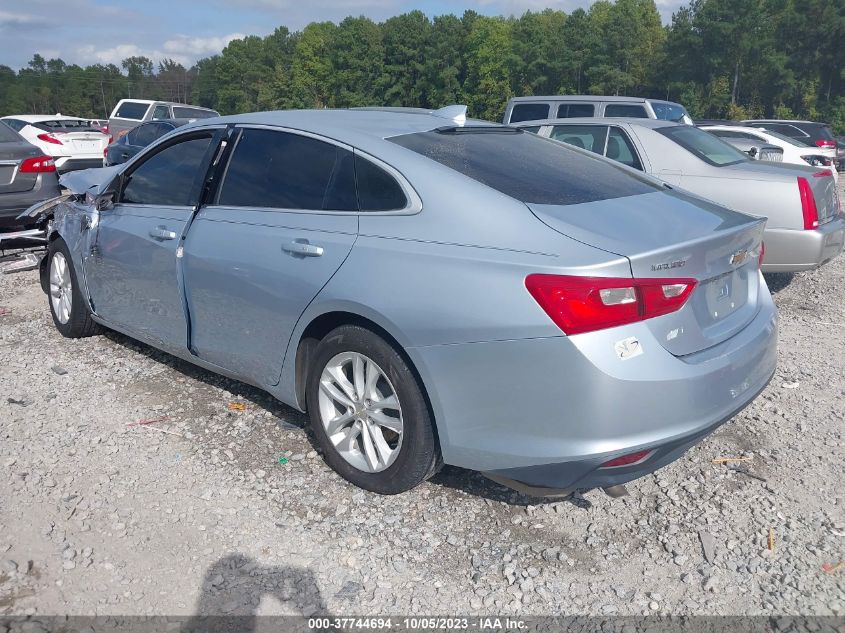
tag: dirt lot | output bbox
[0,234,844,618]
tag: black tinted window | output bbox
[114,101,150,120]
[556,103,595,118]
[509,103,550,123]
[390,128,657,206]
[605,104,648,118]
[121,135,211,206]
[128,123,159,147]
[173,107,218,119]
[218,129,357,211]
[355,155,407,211]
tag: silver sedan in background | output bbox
[516,118,844,273]
[40,108,776,497]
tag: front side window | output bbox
[606,128,643,170]
[658,126,748,167]
[549,125,608,153]
[390,127,657,206]
[605,104,648,118]
[556,103,595,118]
[121,135,212,206]
[509,103,550,123]
[114,101,151,120]
[650,102,690,123]
[217,129,357,211]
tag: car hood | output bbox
[59,165,121,195]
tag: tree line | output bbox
[1,0,843,131]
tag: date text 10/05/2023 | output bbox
[307,617,527,630]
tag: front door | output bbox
[182,127,360,386]
[84,130,219,350]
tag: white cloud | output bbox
[74,33,243,69]
[163,33,246,57]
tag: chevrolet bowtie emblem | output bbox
[729,249,750,266]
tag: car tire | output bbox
[306,325,440,494]
[47,238,101,338]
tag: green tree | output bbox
[463,16,515,121]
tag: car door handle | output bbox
[149,226,178,241]
[282,239,324,257]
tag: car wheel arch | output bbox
[292,310,443,456]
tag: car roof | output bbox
[511,117,679,129]
[698,124,772,133]
[116,99,218,112]
[742,119,830,126]
[509,95,681,105]
[143,118,194,126]
[1,114,90,122]
[181,107,490,148]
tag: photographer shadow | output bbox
[182,554,329,633]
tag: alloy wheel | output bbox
[50,252,73,325]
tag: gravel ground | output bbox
[0,233,844,618]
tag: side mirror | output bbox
[96,192,115,211]
[745,147,758,159]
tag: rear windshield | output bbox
[658,126,748,167]
[650,102,691,123]
[172,106,218,119]
[0,122,21,143]
[389,127,657,206]
[36,119,94,131]
[114,101,150,120]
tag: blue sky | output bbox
[0,0,685,71]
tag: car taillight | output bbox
[36,132,64,145]
[815,139,836,149]
[525,274,697,335]
[19,155,56,173]
[599,450,653,469]
[758,242,765,267]
[797,176,819,230]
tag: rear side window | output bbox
[152,105,170,119]
[556,103,595,118]
[355,155,407,211]
[114,101,151,120]
[509,103,550,123]
[173,107,218,119]
[390,128,657,206]
[606,128,642,170]
[121,135,212,206]
[217,129,357,211]
[605,104,648,118]
[549,125,608,153]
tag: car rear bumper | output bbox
[409,281,777,494]
[55,157,106,173]
[0,173,61,230]
[761,217,845,273]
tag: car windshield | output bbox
[658,126,748,166]
[0,122,21,142]
[651,102,691,123]
[389,127,658,206]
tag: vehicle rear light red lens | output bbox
[525,275,697,335]
[797,176,819,229]
[36,132,63,145]
[19,155,56,173]
[758,242,765,267]
[813,170,833,178]
[815,139,836,148]
[600,450,652,469]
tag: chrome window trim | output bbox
[208,123,422,216]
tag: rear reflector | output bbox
[36,132,63,145]
[797,176,819,229]
[525,274,697,335]
[599,450,653,469]
[19,155,56,173]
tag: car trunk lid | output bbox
[527,189,766,356]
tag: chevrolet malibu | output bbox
[40,108,777,497]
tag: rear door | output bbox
[181,127,360,386]
[84,129,221,350]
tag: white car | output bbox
[701,125,838,182]
[1,115,110,173]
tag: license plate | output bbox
[74,141,98,150]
